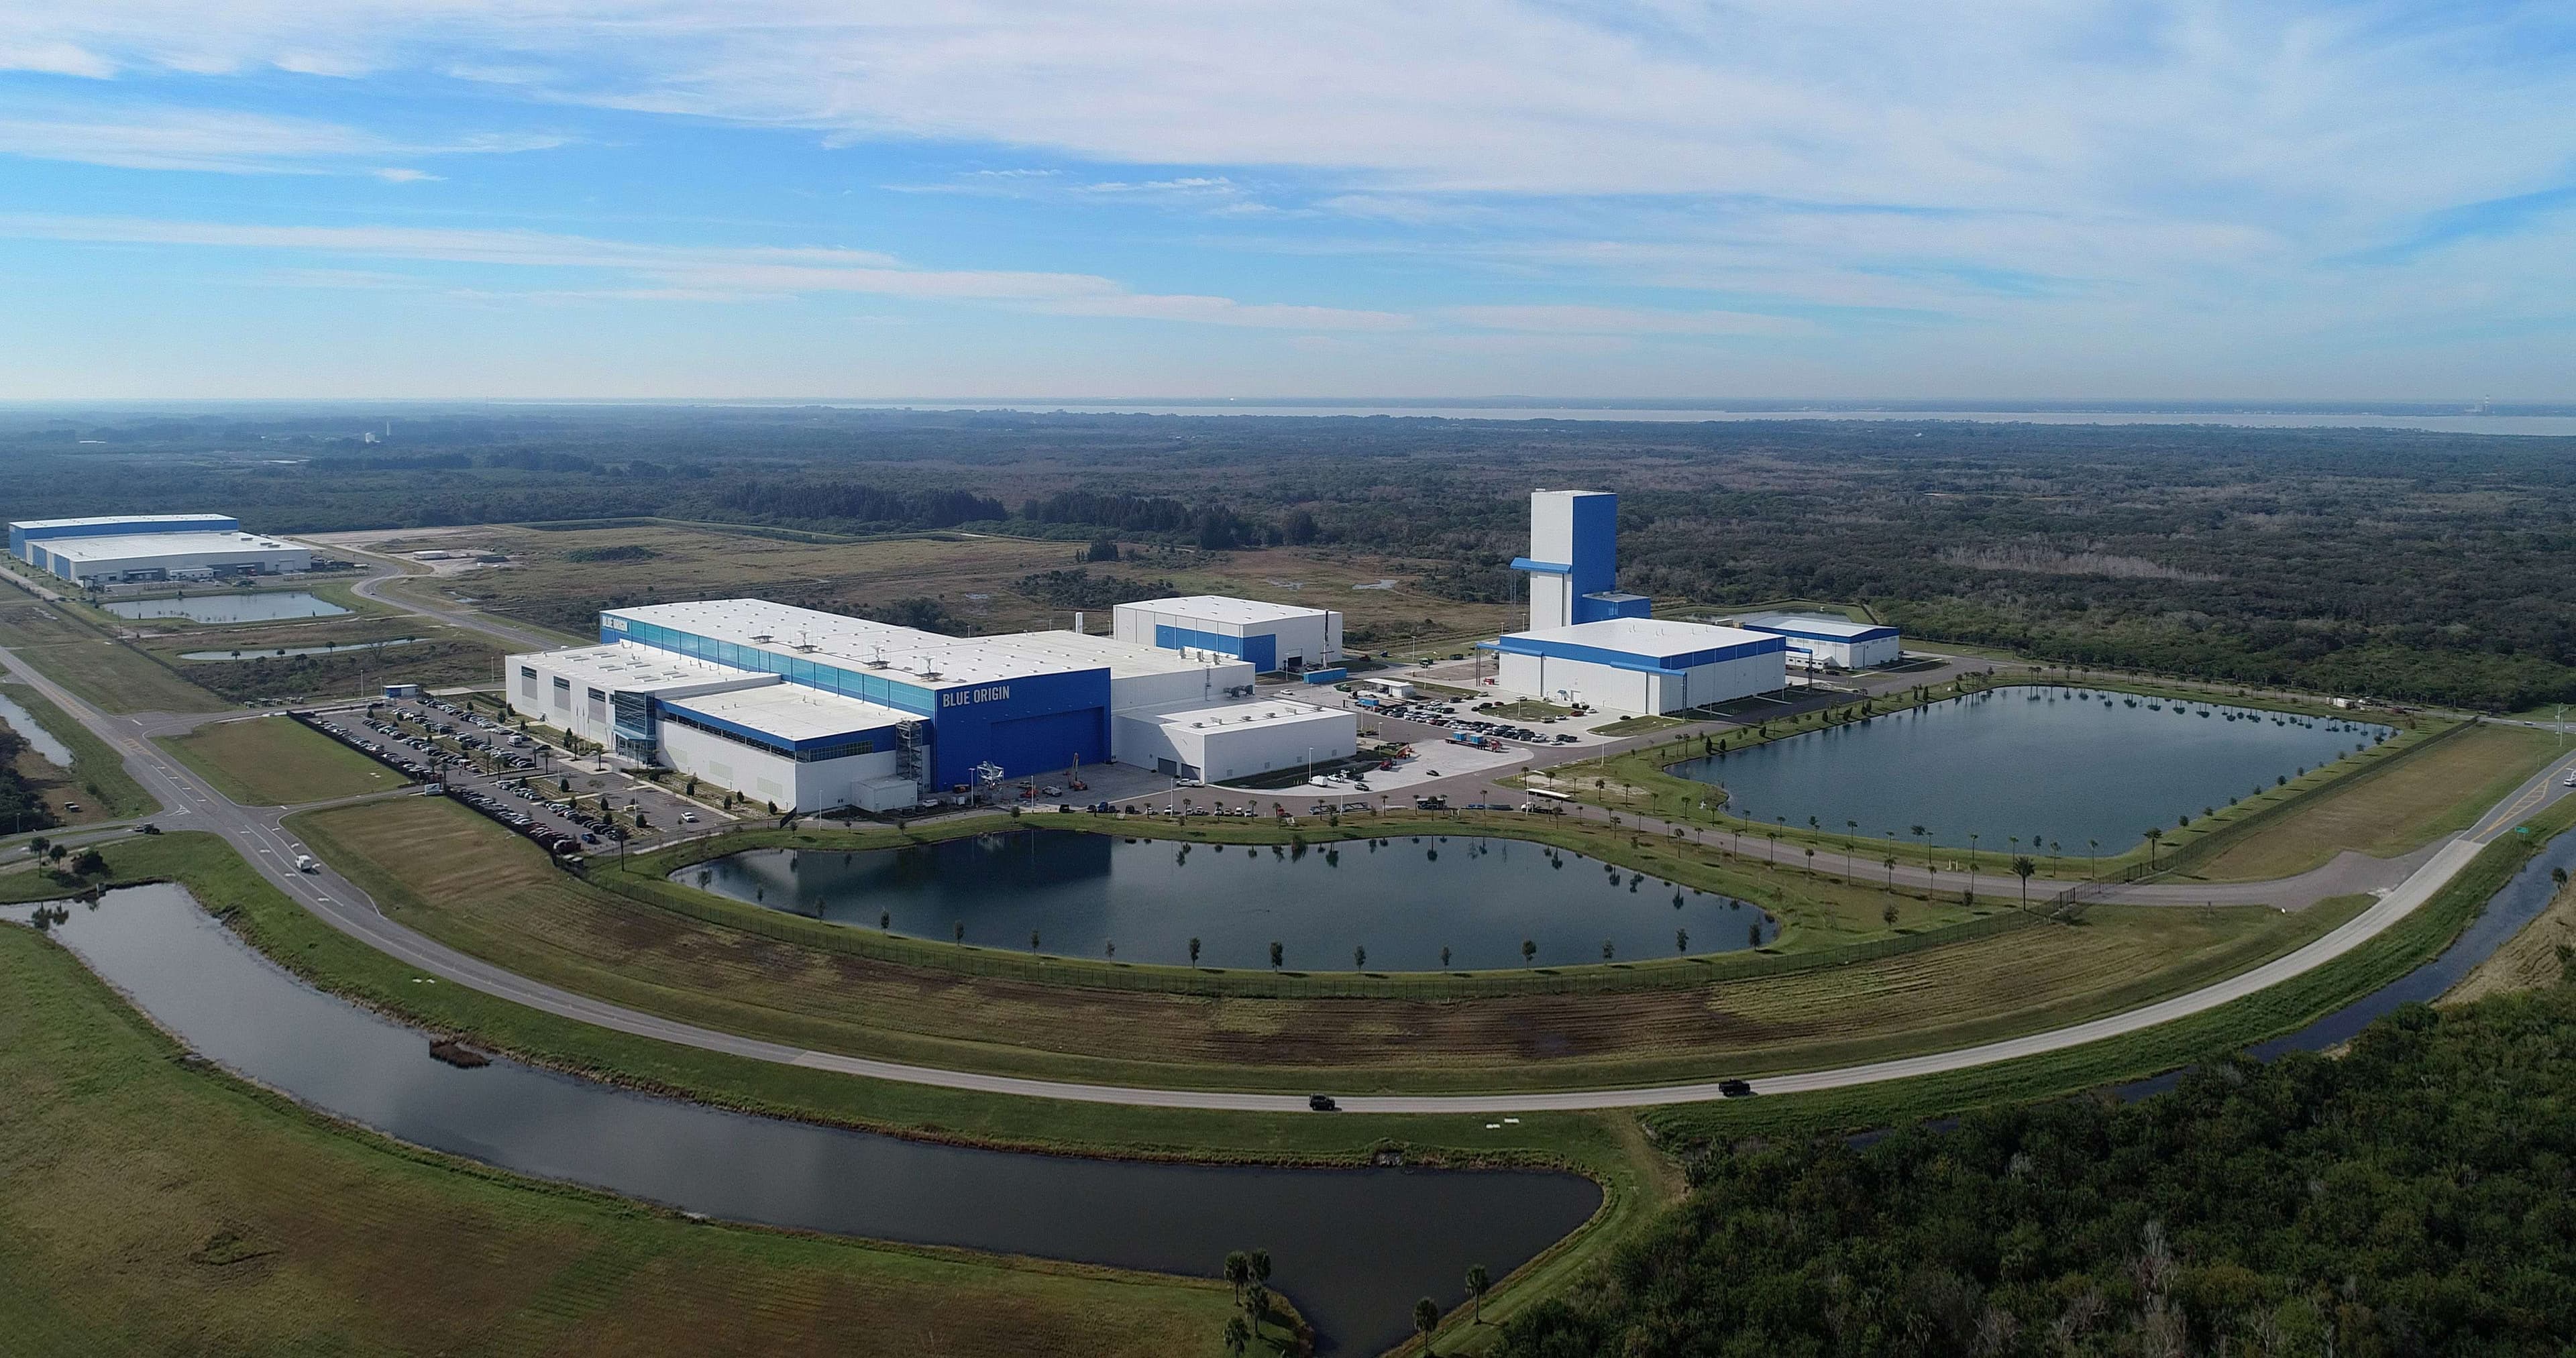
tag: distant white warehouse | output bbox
[1114,596,1342,673]
[1483,490,1786,716]
[1731,612,1902,670]
[508,597,1354,811]
[8,514,309,584]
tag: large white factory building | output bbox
[9,514,311,584]
[1112,596,1342,673]
[507,596,1354,812]
[1484,490,1787,716]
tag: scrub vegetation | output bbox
[0,917,1247,1358]
[290,797,2374,1094]
[0,591,227,714]
[0,681,158,820]
[9,407,2576,706]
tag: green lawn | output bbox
[0,681,158,822]
[0,596,227,714]
[3,830,1668,1349]
[2186,722,2561,881]
[157,716,404,805]
[0,915,1244,1358]
[285,797,2387,1098]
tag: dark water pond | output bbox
[1676,686,2393,852]
[684,828,1777,970]
[5,885,1597,1355]
[103,591,348,622]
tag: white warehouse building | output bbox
[9,513,309,584]
[1484,490,1786,716]
[1114,596,1342,673]
[1731,612,1902,670]
[506,598,1351,812]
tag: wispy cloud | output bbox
[0,213,1411,329]
[1446,305,1812,337]
[0,99,562,175]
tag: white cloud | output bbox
[0,101,562,174]
[1446,305,1812,337]
[0,40,115,78]
[372,166,442,182]
[0,213,1411,329]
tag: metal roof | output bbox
[1136,697,1351,732]
[1116,595,1333,626]
[9,513,238,532]
[512,642,775,695]
[41,530,303,561]
[661,684,912,743]
[606,599,1098,688]
[1503,617,1777,659]
[1732,612,1899,642]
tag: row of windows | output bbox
[616,620,938,716]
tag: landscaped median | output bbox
[283,796,2423,1099]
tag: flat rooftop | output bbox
[516,642,777,695]
[1120,595,1332,626]
[1733,612,1897,640]
[996,630,1254,681]
[11,513,237,532]
[606,599,1097,689]
[1504,617,1778,659]
[661,683,912,743]
[43,530,304,561]
[1138,697,1352,731]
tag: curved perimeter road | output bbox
[9,587,2574,1115]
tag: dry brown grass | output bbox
[2190,724,2560,882]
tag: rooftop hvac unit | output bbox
[751,634,773,644]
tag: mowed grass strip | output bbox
[159,716,403,805]
[2188,722,2561,882]
[0,921,1244,1358]
[288,796,2375,1094]
[0,596,228,714]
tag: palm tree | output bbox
[1269,940,1283,970]
[1883,853,1897,889]
[1910,824,1930,868]
[1189,937,1202,963]
[2143,826,2164,868]
[1844,820,1858,879]
[1353,944,1366,969]
[1244,1282,1271,1337]
[1415,1297,1443,1353]
[2088,838,2100,880]
[1225,1251,1250,1302]
[1764,829,1779,864]
[2013,854,2037,911]
[1966,832,1980,899]
[1466,1263,1491,1322]
[1521,938,1537,964]
[1222,1316,1251,1357]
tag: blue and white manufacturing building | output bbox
[1111,595,1342,673]
[507,598,1354,812]
[9,513,311,584]
[1486,490,1790,716]
[1729,612,1902,671]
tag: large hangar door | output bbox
[989,709,1106,777]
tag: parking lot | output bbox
[301,691,740,859]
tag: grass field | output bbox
[0,595,228,714]
[0,680,156,823]
[158,716,404,805]
[2186,722,2563,881]
[287,797,2379,1095]
[363,520,1521,653]
[0,919,1246,1358]
[0,831,1669,1353]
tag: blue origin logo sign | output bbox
[603,616,629,632]
[941,685,1012,708]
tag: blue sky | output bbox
[2,2,2571,400]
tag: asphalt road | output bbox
[10,590,2574,1115]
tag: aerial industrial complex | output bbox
[7,512,311,584]
[1730,611,1904,671]
[508,597,1356,811]
[495,488,1902,812]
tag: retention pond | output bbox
[0,689,74,767]
[6,884,1600,1355]
[1677,685,2393,853]
[103,591,349,623]
[684,828,1777,970]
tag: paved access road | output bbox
[10,576,2574,1115]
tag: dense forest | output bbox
[5,406,2574,708]
[1501,980,2576,1358]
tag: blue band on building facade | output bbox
[1492,632,1786,675]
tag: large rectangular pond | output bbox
[1675,686,2393,852]
[684,828,1776,971]
[5,885,1599,1355]
[102,590,348,623]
